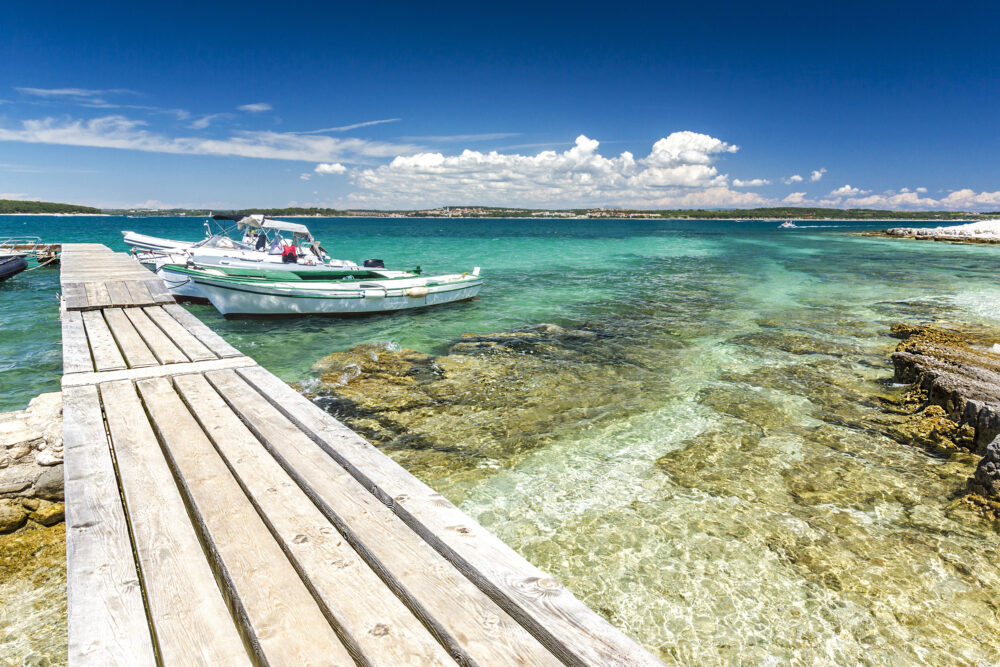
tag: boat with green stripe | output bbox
[159,263,484,316]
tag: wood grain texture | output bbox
[60,307,94,374]
[124,280,154,305]
[63,384,156,666]
[83,282,112,309]
[144,278,175,303]
[103,308,158,368]
[208,369,560,667]
[62,282,88,311]
[236,365,665,667]
[104,281,132,307]
[100,380,251,666]
[163,303,243,358]
[174,372,456,667]
[80,311,127,372]
[123,307,190,364]
[136,376,354,666]
[61,356,257,388]
[143,306,217,361]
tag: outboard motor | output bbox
[363,258,385,268]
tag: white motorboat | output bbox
[778,220,797,229]
[158,263,484,316]
[121,230,200,253]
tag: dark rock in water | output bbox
[887,323,1000,509]
[971,438,1000,497]
[305,324,658,477]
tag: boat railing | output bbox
[0,236,44,251]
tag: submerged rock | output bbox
[887,323,1000,513]
[305,324,659,479]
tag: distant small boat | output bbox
[0,255,29,282]
[778,221,797,229]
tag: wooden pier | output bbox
[59,244,662,665]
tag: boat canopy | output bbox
[234,214,313,241]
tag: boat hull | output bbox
[156,266,209,301]
[0,255,28,282]
[196,279,483,316]
[122,231,197,253]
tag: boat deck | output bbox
[60,244,661,665]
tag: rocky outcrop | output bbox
[868,221,1000,245]
[0,393,64,533]
[888,324,1000,515]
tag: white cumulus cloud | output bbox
[810,168,827,182]
[733,178,771,187]
[829,184,868,197]
[783,174,804,184]
[782,192,807,204]
[314,162,347,175]
[346,132,757,208]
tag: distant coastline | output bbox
[1,199,997,221]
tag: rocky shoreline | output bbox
[888,324,1000,516]
[0,392,64,534]
[864,220,1000,245]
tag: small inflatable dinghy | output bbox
[0,255,28,282]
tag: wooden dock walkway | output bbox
[59,244,662,665]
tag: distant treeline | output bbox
[0,199,102,214]
[13,200,996,220]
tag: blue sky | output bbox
[1,0,998,210]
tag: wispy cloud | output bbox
[15,86,190,120]
[188,113,232,129]
[399,132,520,143]
[782,174,804,184]
[16,87,138,98]
[0,114,419,163]
[238,102,272,113]
[733,178,771,187]
[298,118,401,134]
[0,192,31,200]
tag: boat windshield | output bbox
[192,235,255,251]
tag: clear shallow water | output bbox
[2,216,1000,664]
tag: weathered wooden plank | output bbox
[99,380,250,666]
[208,369,561,666]
[143,306,217,362]
[61,356,256,388]
[84,282,112,309]
[144,278,175,304]
[174,373,456,667]
[236,365,663,666]
[63,384,156,666]
[104,281,133,307]
[136,376,353,665]
[60,307,94,374]
[124,280,154,305]
[80,311,127,372]
[123,307,190,364]
[103,308,159,368]
[62,283,89,311]
[163,303,243,358]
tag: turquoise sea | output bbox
[2,215,1000,664]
